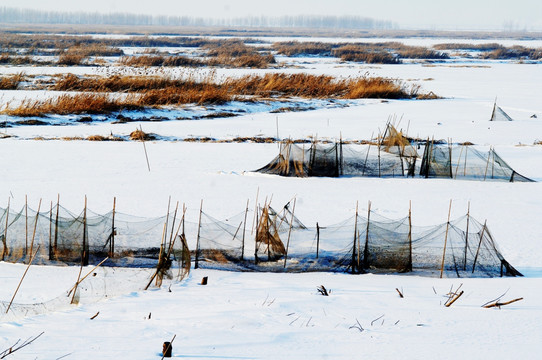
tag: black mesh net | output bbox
[194,204,522,278]
[257,141,532,182]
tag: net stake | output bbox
[6,245,40,313]
[439,199,453,278]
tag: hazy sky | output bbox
[3,0,542,30]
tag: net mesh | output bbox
[194,204,522,278]
[257,142,532,182]
[0,204,190,321]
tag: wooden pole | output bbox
[472,220,487,274]
[6,245,40,314]
[440,200,453,278]
[241,199,249,261]
[454,145,464,179]
[195,199,203,269]
[283,198,296,269]
[464,145,468,177]
[377,133,382,177]
[140,125,151,172]
[448,139,453,178]
[351,201,359,274]
[483,147,492,181]
[49,201,53,261]
[163,196,171,252]
[28,199,42,262]
[168,201,179,251]
[464,202,470,271]
[2,198,9,261]
[25,194,28,257]
[82,195,88,266]
[408,201,412,272]
[71,253,85,304]
[362,132,373,176]
[251,187,259,235]
[316,222,320,259]
[254,209,259,265]
[363,201,371,270]
[111,197,116,258]
[54,194,59,260]
[67,257,109,296]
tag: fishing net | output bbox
[194,204,522,278]
[0,204,190,321]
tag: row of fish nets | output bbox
[0,203,190,321]
[256,140,533,182]
[195,204,522,278]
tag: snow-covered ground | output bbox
[1,35,541,359]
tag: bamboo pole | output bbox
[163,196,171,253]
[111,197,116,258]
[82,195,88,266]
[146,208,186,290]
[483,147,492,181]
[6,245,40,314]
[448,139,453,178]
[440,200,453,278]
[377,133,382,177]
[363,201,371,270]
[28,199,42,262]
[454,145,464,179]
[362,132,373,176]
[254,209,259,265]
[283,198,296,269]
[316,222,320,259]
[54,194,59,260]
[67,257,109,296]
[241,199,249,261]
[25,195,28,257]
[140,125,151,172]
[49,201,53,261]
[251,187,259,235]
[464,202,470,271]
[2,198,9,261]
[195,199,203,269]
[464,145,468,176]
[71,254,85,304]
[472,220,487,274]
[408,201,412,272]
[168,201,179,251]
[351,201,358,274]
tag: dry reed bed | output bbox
[273,41,449,63]
[2,72,424,116]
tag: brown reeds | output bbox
[0,73,25,90]
[2,93,142,117]
[4,72,428,116]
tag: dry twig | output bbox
[0,332,44,359]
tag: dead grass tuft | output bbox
[129,129,155,141]
[0,73,25,90]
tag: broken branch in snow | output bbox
[481,288,510,308]
[90,311,99,320]
[445,290,464,307]
[349,319,364,332]
[396,288,404,298]
[483,297,523,309]
[444,283,463,307]
[0,332,44,359]
[371,314,384,326]
[317,285,330,296]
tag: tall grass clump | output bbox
[2,93,142,117]
[0,73,25,90]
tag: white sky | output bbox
[2,0,542,30]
